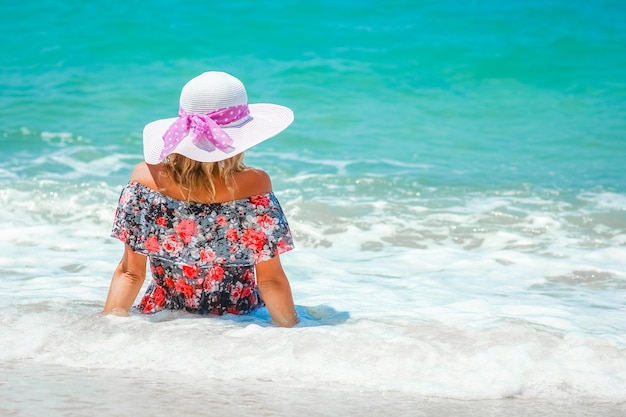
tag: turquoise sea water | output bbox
[3,0,625,191]
[1,1,625,415]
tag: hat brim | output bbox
[143,103,294,164]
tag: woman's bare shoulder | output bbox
[234,168,273,197]
[129,162,159,190]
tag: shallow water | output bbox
[1,362,625,417]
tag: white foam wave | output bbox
[0,303,624,402]
[1,173,624,402]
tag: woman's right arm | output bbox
[255,256,298,327]
[102,244,147,316]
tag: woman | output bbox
[103,71,298,327]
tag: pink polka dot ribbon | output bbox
[160,104,250,161]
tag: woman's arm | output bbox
[255,256,298,327]
[102,244,147,316]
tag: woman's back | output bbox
[131,162,273,204]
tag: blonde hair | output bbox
[162,153,247,202]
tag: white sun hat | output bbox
[143,71,294,164]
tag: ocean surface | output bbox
[1,0,625,415]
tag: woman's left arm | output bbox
[102,244,147,316]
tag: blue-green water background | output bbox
[2,0,625,192]
[2,1,626,408]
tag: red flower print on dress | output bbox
[162,235,183,255]
[182,264,199,278]
[208,265,225,282]
[119,190,131,206]
[140,294,154,313]
[242,269,254,282]
[185,295,199,310]
[256,214,275,230]
[254,249,271,263]
[175,279,194,299]
[242,228,267,252]
[231,285,242,301]
[216,215,228,226]
[118,228,128,243]
[156,216,168,226]
[202,277,215,291]
[226,227,239,241]
[176,219,197,243]
[250,195,270,208]
[145,235,160,253]
[199,248,216,263]
[165,277,174,288]
[153,286,166,307]
[241,286,252,298]
[249,293,257,305]
[277,239,291,254]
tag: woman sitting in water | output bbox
[103,71,298,327]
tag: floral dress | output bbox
[111,181,294,316]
